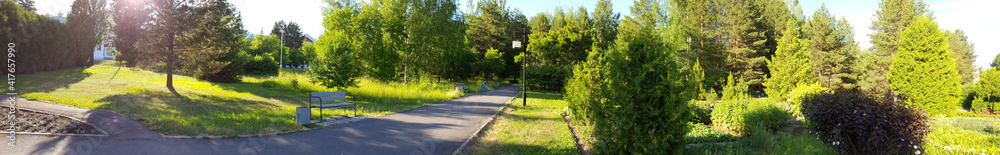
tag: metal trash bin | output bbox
[296,107,311,125]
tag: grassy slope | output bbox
[9,61,468,136]
[465,92,579,155]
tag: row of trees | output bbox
[312,0,480,89]
[1,0,109,74]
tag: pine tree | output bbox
[803,4,859,90]
[528,12,550,34]
[764,20,813,101]
[692,59,706,100]
[863,0,931,94]
[889,16,960,116]
[592,0,619,49]
[719,0,772,90]
[66,0,110,66]
[669,0,726,89]
[943,29,979,85]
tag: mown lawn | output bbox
[6,61,493,136]
[465,92,579,155]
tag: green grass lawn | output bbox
[924,116,1000,154]
[6,61,485,136]
[465,92,579,155]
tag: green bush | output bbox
[803,90,929,154]
[565,16,692,154]
[973,67,1000,114]
[689,101,713,125]
[245,55,279,75]
[710,99,789,136]
[521,65,570,91]
[721,74,749,101]
[783,83,827,117]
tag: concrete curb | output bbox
[451,92,518,155]
[0,105,110,137]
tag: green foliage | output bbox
[804,4,859,90]
[591,0,619,49]
[270,21,304,49]
[465,0,527,80]
[479,48,506,80]
[310,28,359,89]
[973,67,1000,114]
[803,91,929,154]
[66,0,109,67]
[668,0,727,91]
[889,16,961,116]
[684,122,735,143]
[689,101,713,125]
[527,12,550,33]
[944,29,980,85]
[923,116,1000,155]
[710,99,789,136]
[721,74,749,101]
[525,25,592,66]
[784,83,826,117]
[565,2,693,152]
[764,20,814,102]
[245,55,279,75]
[691,59,707,100]
[1,1,76,74]
[185,0,248,83]
[111,0,145,67]
[864,0,932,94]
[521,65,570,91]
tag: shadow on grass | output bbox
[94,89,300,136]
[16,67,91,94]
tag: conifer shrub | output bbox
[803,90,929,154]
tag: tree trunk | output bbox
[166,32,177,95]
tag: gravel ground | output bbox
[1,106,101,134]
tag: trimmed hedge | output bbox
[245,55,279,75]
[803,90,929,154]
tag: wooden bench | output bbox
[309,91,357,119]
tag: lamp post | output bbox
[280,26,284,69]
[514,29,528,106]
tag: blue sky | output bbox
[35,0,1000,69]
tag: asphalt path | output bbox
[1,85,519,155]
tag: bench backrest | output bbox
[311,91,348,102]
[458,83,465,87]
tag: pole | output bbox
[280,27,284,69]
[522,29,527,107]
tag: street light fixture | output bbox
[514,29,528,107]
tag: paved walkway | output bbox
[1,85,520,155]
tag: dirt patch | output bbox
[563,115,592,155]
[1,106,102,134]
